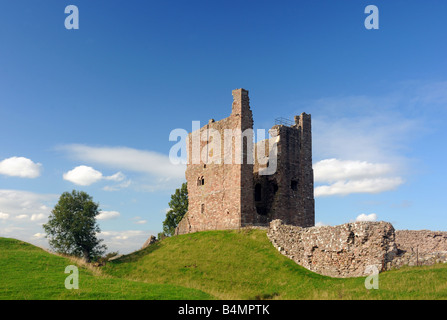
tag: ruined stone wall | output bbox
[391,230,447,268]
[267,220,447,278]
[395,230,447,254]
[267,219,397,278]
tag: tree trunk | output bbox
[83,248,91,263]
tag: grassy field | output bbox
[0,237,213,300]
[2,229,447,300]
[103,228,447,300]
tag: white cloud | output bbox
[0,157,42,178]
[97,210,120,220]
[104,172,126,182]
[0,190,57,249]
[0,212,10,220]
[58,144,190,192]
[33,233,46,239]
[63,165,103,186]
[314,177,403,197]
[131,216,147,225]
[103,179,132,192]
[314,159,393,183]
[59,144,185,180]
[355,213,378,222]
[313,158,404,197]
[0,190,57,219]
[31,213,46,221]
[63,165,128,187]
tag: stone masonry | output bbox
[392,230,447,269]
[268,219,447,278]
[268,219,397,278]
[395,230,447,254]
[175,89,314,235]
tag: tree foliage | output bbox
[43,190,107,262]
[162,182,188,236]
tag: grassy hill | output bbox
[2,229,447,300]
[103,228,447,300]
[0,237,213,300]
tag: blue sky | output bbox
[1,0,446,254]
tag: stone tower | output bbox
[175,89,314,235]
[252,113,314,227]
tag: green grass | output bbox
[0,237,213,300]
[2,229,447,300]
[103,228,447,300]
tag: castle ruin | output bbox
[166,88,447,278]
[176,88,315,235]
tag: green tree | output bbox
[162,182,188,236]
[43,190,107,262]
